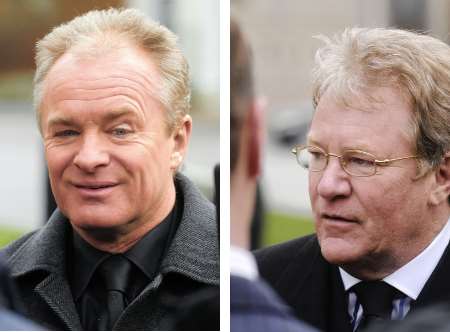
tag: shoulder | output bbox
[162,173,218,284]
[231,276,317,332]
[0,210,71,275]
[0,309,43,330]
[0,231,38,262]
[253,234,321,287]
[254,234,320,269]
[231,275,288,310]
[175,172,215,218]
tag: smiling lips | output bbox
[72,181,118,197]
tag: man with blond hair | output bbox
[1,8,218,330]
[255,28,450,332]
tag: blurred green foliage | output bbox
[0,212,314,250]
[0,227,26,248]
[262,212,315,247]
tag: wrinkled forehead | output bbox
[38,46,167,123]
[321,76,411,107]
[310,86,416,148]
[44,46,162,93]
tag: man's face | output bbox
[309,87,437,276]
[40,46,190,235]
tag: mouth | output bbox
[71,182,119,196]
[74,182,118,190]
[321,213,359,223]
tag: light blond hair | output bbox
[34,7,190,131]
[312,27,450,171]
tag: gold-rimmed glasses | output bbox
[291,145,418,177]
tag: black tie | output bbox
[351,281,400,331]
[97,255,133,330]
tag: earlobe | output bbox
[429,184,450,206]
[170,115,192,170]
[429,154,450,206]
[170,151,183,169]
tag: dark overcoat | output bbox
[1,173,219,330]
[255,234,450,332]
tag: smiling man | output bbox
[255,28,450,332]
[1,8,218,331]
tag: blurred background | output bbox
[232,0,450,248]
[0,0,219,246]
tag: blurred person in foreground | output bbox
[255,27,450,332]
[230,17,316,332]
[1,8,218,330]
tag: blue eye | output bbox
[112,128,131,137]
[55,130,78,137]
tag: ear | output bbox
[247,99,264,178]
[429,152,450,206]
[170,115,192,170]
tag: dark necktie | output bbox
[96,255,133,330]
[351,281,400,331]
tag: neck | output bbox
[231,172,256,250]
[73,220,161,253]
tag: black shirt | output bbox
[70,199,181,330]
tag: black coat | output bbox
[254,234,450,332]
[0,173,219,330]
[0,259,43,330]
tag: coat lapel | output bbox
[328,266,353,332]
[35,273,82,330]
[6,210,81,330]
[159,173,219,285]
[115,173,220,330]
[411,239,450,310]
[257,235,352,332]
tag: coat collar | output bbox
[160,173,219,285]
[7,173,219,285]
[6,210,71,277]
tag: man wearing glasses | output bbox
[255,27,450,332]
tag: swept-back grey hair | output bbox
[312,27,450,171]
[34,7,190,131]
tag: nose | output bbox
[316,157,351,200]
[73,133,110,173]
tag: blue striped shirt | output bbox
[347,290,411,331]
[341,218,450,331]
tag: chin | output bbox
[319,237,362,266]
[65,208,131,230]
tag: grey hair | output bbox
[34,7,190,131]
[312,27,450,171]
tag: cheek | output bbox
[308,173,320,205]
[119,143,173,187]
[45,147,72,179]
[357,177,419,237]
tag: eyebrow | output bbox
[46,115,76,129]
[46,107,142,129]
[103,107,142,123]
[306,136,376,154]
